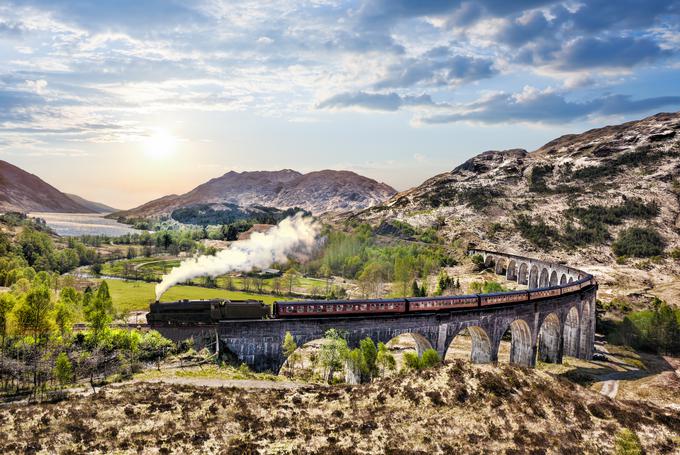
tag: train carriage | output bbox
[408,295,478,312]
[274,298,407,318]
[480,290,529,306]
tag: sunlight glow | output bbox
[143,128,178,160]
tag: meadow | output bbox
[105,279,282,314]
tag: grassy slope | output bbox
[105,279,281,314]
[2,362,678,454]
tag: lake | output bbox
[29,212,141,237]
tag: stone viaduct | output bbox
[156,249,597,373]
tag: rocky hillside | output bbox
[2,362,678,453]
[348,112,680,304]
[0,160,96,213]
[114,169,396,219]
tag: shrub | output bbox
[514,215,560,249]
[403,349,441,371]
[614,428,642,455]
[612,227,665,258]
[528,164,553,193]
[670,248,680,260]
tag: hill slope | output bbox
[2,362,678,453]
[0,160,94,213]
[349,112,680,304]
[65,193,118,213]
[114,169,396,218]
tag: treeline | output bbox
[171,203,309,227]
[282,329,440,385]
[0,227,99,286]
[0,277,175,399]
[295,225,454,298]
[608,299,680,355]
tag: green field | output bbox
[105,279,283,314]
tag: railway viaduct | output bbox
[156,250,597,373]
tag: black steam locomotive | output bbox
[146,275,596,326]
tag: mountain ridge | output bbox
[0,160,96,214]
[112,169,397,219]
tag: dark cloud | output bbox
[318,92,437,111]
[375,51,497,89]
[422,90,680,124]
[557,36,669,70]
[568,0,680,33]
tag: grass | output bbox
[104,279,282,314]
[133,364,282,382]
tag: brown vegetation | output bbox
[2,361,678,454]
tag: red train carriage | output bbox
[480,290,529,306]
[407,295,479,312]
[274,298,407,318]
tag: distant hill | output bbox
[0,160,95,213]
[112,169,396,219]
[65,193,118,214]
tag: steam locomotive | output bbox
[146,275,597,326]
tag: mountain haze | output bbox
[65,193,118,214]
[113,169,397,219]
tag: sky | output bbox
[1,0,679,209]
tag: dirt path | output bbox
[600,379,619,399]
[598,344,620,399]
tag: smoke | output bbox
[155,214,320,300]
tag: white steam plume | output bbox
[155,214,320,300]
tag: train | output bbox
[146,275,597,326]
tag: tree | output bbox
[394,256,415,297]
[319,264,332,297]
[376,342,396,377]
[54,298,76,338]
[85,281,114,343]
[282,331,299,377]
[271,278,283,295]
[15,285,52,343]
[344,348,366,385]
[54,352,73,388]
[318,329,348,383]
[139,330,174,370]
[283,268,300,295]
[0,293,16,353]
[359,337,377,381]
[403,349,441,371]
[358,262,383,298]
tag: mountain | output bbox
[113,169,396,219]
[0,160,95,213]
[65,193,118,214]
[347,112,680,306]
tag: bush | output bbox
[612,227,665,258]
[403,349,441,371]
[514,215,559,249]
[614,428,642,455]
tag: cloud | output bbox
[317,91,439,111]
[421,87,680,124]
[556,36,670,70]
[375,51,497,89]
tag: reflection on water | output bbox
[29,212,140,237]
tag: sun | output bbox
[143,128,178,160]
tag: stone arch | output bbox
[506,260,518,281]
[385,332,434,357]
[495,258,508,275]
[559,274,567,285]
[277,335,332,377]
[518,263,529,285]
[537,313,561,363]
[563,306,580,358]
[539,268,549,288]
[484,255,496,269]
[579,299,593,359]
[445,326,493,364]
[549,270,558,287]
[498,319,534,367]
[529,265,539,289]
[568,277,574,283]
